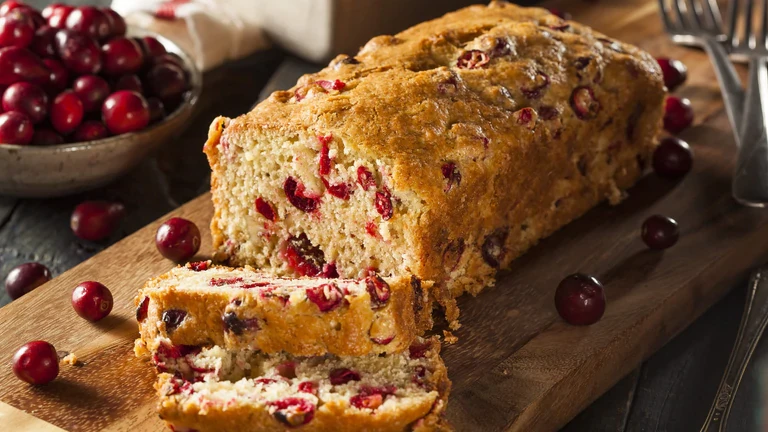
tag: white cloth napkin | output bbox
[111,0,270,72]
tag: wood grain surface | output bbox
[0,0,762,431]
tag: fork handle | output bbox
[700,268,768,432]
[702,38,744,145]
[732,57,768,207]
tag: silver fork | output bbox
[659,0,744,147]
[729,0,768,207]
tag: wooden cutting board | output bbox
[0,0,761,430]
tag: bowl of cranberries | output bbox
[0,2,201,198]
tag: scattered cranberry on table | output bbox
[71,280,113,321]
[554,273,606,326]
[70,200,126,241]
[155,217,201,262]
[13,340,59,384]
[641,215,679,250]
[652,136,693,179]
[663,96,694,134]
[4,261,51,300]
[656,57,688,92]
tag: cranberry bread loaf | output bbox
[135,261,433,357]
[153,337,450,431]
[204,1,665,317]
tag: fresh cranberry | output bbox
[306,283,343,312]
[41,4,63,19]
[656,57,687,92]
[481,229,508,268]
[45,4,72,28]
[549,7,572,19]
[144,63,187,104]
[30,25,56,57]
[0,110,32,144]
[41,58,67,94]
[54,29,102,75]
[663,96,694,134]
[101,90,150,135]
[151,52,185,70]
[101,37,143,76]
[570,86,600,119]
[162,309,187,333]
[137,36,165,58]
[652,136,693,179]
[72,120,108,142]
[0,46,47,85]
[2,81,46,123]
[70,200,125,241]
[100,8,125,37]
[269,398,315,427]
[329,368,360,385]
[456,50,490,69]
[375,190,393,220]
[441,162,461,192]
[357,166,376,190]
[112,74,142,93]
[71,281,113,321]
[73,75,110,113]
[147,97,165,123]
[281,234,325,276]
[65,6,110,40]
[283,177,319,213]
[0,9,34,48]
[5,262,51,300]
[275,361,296,379]
[136,296,149,321]
[31,128,62,145]
[155,217,201,262]
[255,197,276,221]
[641,215,679,250]
[0,1,25,16]
[12,341,59,384]
[50,90,83,135]
[365,275,391,309]
[555,273,606,326]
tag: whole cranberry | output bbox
[50,90,83,135]
[31,128,63,145]
[70,200,125,241]
[147,97,165,123]
[41,4,61,19]
[45,4,72,29]
[30,25,56,57]
[0,1,24,16]
[642,215,679,250]
[41,58,67,94]
[0,46,47,85]
[54,29,102,75]
[73,75,110,113]
[656,57,688,92]
[71,281,113,321]
[145,63,187,104]
[0,111,32,144]
[101,37,143,76]
[5,262,51,300]
[0,9,34,48]
[112,74,142,93]
[72,120,108,142]
[137,36,165,58]
[155,217,201,262]
[65,6,110,40]
[101,90,149,135]
[151,52,185,70]
[663,96,694,134]
[555,273,606,326]
[2,82,47,123]
[12,341,59,384]
[652,136,693,179]
[100,8,125,37]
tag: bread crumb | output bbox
[61,352,82,367]
[442,330,458,344]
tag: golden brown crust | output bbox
[136,264,434,357]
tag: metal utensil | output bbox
[729,0,768,207]
[700,268,768,431]
[659,0,745,146]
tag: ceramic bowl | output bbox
[0,28,202,198]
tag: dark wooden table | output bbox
[2,1,763,431]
